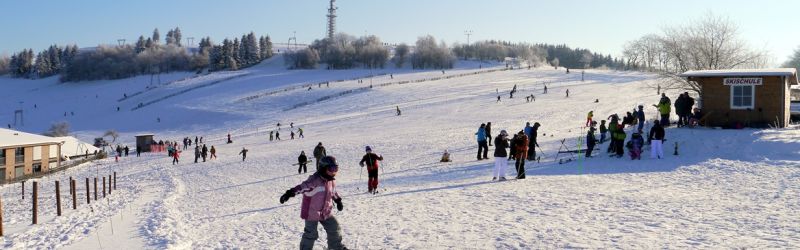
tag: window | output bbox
[731,85,754,109]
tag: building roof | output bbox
[681,68,798,85]
[0,128,62,149]
[54,136,99,157]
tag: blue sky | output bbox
[1,0,798,65]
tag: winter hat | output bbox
[500,130,508,136]
[365,146,372,152]
[319,156,339,172]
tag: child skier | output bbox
[279,156,347,250]
[209,146,217,159]
[586,122,597,157]
[359,146,384,194]
[239,147,248,161]
[627,132,644,160]
[599,120,607,143]
[586,110,594,127]
[172,149,180,165]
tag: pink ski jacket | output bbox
[291,173,340,221]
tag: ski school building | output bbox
[0,128,63,181]
[681,68,798,128]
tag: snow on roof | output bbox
[681,68,798,85]
[0,128,61,149]
[54,136,99,157]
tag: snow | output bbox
[681,68,799,85]
[1,59,799,249]
[0,128,60,148]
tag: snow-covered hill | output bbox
[0,61,798,249]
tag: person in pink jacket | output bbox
[280,156,348,250]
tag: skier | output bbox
[485,122,493,146]
[291,131,295,140]
[527,122,541,161]
[298,151,308,174]
[492,130,510,181]
[200,137,203,143]
[497,95,501,102]
[195,136,199,145]
[124,146,129,157]
[513,131,528,179]
[656,97,671,127]
[627,132,644,160]
[136,146,141,157]
[298,128,304,138]
[440,149,451,162]
[193,145,201,163]
[313,142,327,171]
[611,117,627,158]
[607,115,620,154]
[635,105,645,133]
[509,132,519,161]
[599,120,608,143]
[566,89,570,98]
[227,133,232,144]
[210,146,217,159]
[543,85,547,94]
[476,124,488,160]
[648,120,665,159]
[279,156,347,250]
[172,149,180,165]
[239,147,248,161]
[291,122,294,128]
[359,146,384,194]
[270,131,274,141]
[586,122,597,157]
[276,131,281,140]
[682,92,695,127]
[202,144,208,162]
[396,106,401,116]
[586,110,594,127]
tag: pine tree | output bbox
[233,38,241,65]
[146,38,154,49]
[246,32,259,65]
[135,36,147,53]
[152,28,160,44]
[259,35,273,59]
[174,27,182,47]
[166,29,175,45]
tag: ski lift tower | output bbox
[13,101,23,127]
[326,0,337,40]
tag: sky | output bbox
[1,0,798,66]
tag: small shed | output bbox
[681,68,799,128]
[135,134,154,152]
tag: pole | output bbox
[71,180,77,209]
[113,172,117,190]
[94,177,98,201]
[56,181,62,216]
[21,180,25,200]
[103,176,106,198]
[85,178,90,204]
[32,181,38,224]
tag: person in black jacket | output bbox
[492,130,510,181]
[527,122,540,161]
[298,151,309,174]
[313,142,327,171]
[485,122,493,146]
[201,144,208,162]
[359,146,384,194]
[648,120,665,159]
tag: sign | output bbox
[724,78,762,86]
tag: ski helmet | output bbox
[365,146,372,152]
[319,156,338,172]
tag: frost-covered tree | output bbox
[165,29,176,45]
[394,43,409,68]
[173,27,182,47]
[550,58,560,68]
[410,35,455,69]
[135,36,147,53]
[44,122,70,137]
[284,48,319,69]
[0,56,10,75]
[259,35,273,59]
[782,46,800,71]
[152,28,160,44]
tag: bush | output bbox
[410,35,455,69]
[44,121,70,137]
[284,48,320,69]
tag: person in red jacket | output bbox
[359,146,384,194]
[172,149,180,165]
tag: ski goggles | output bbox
[327,164,339,173]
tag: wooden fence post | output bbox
[85,178,90,204]
[32,181,38,224]
[0,195,4,236]
[71,180,77,209]
[93,178,97,201]
[109,174,112,194]
[102,176,106,198]
[21,180,25,200]
[113,172,116,190]
[55,181,61,216]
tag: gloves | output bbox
[334,198,343,211]
[279,189,296,204]
[359,162,365,167]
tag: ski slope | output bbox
[0,59,798,249]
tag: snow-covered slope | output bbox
[0,62,798,249]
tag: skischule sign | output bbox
[723,78,763,86]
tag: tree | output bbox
[44,122,70,137]
[0,56,9,75]
[550,58,560,68]
[259,35,273,59]
[782,46,800,71]
[394,43,409,68]
[152,28,160,44]
[173,27,182,47]
[625,13,768,96]
[165,29,175,45]
[135,36,147,53]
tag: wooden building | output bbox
[681,68,798,128]
[0,128,62,181]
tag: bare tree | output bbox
[783,46,800,71]
[44,122,70,137]
[624,13,768,97]
[103,130,119,143]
